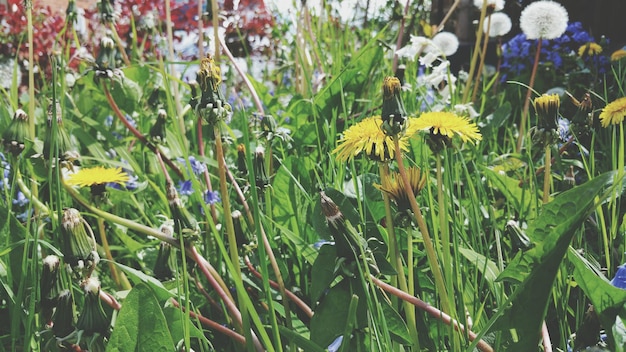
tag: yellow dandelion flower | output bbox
[333,116,419,162]
[376,166,427,211]
[577,42,602,57]
[611,49,626,62]
[412,111,482,144]
[66,166,129,187]
[599,97,626,127]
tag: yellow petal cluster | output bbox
[599,97,626,127]
[66,166,129,187]
[411,111,482,143]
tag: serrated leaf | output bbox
[490,170,624,351]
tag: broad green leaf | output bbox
[380,297,411,345]
[310,244,338,305]
[489,170,624,351]
[106,283,175,352]
[480,102,511,139]
[113,262,173,303]
[458,246,500,286]
[162,307,211,348]
[278,326,325,352]
[569,248,626,352]
[310,279,351,348]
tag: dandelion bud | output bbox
[61,208,99,277]
[149,109,168,144]
[52,290,75,338]
[195,55,232,125]
[153,242,175,281]
[43,101,76,165]
[98,0,116,24]
[166,181,199,242]
[95,36,117,78]
[254,146,269,191]
[66,0,77,24]
[530,94,560,147]
[41,255,64,324]
[505,220,533,252]
[76,277,111,336]
[381,76,407,136]
[320,191,345,231]
[564,165,576,186]
[236,144,248,176]
[231,210,248,247]
[2,109,29,157]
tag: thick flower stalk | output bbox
[516,0,569,152]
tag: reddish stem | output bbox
[171,298,246,347]
[371,276,494,352]
[517,39,543,153]
[244,256,314,319]
[102,81,185,179]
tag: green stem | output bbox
[379,163,420,349]
[393,137,451,314]
[542,145,551,204]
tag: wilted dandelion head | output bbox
[611,48,626,62]
[519,1,568,40]
[577,42,603,57]
[484,12,512,37]
[599,97,626,127]
[376,166,427,212]
[431,32,459,56]
[473,0,504,12]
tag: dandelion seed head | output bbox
[519,1,568,40]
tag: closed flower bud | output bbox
[153,242,175,281]
[95,36,117,78]
[231,210,248,248]
[236,144,248,176]
[76,277,111,336]
[52,290,76,338]
[98,0,116,24]
[66,0,77,24]
[43,101,76,165]
[149,109,168,144]
[505,220,533,252]
[254,146,269,191]
[195,55,232,125]
[2,109,29,157]
[381,76,407,136]
[41,255,65,324]
[166,181,199,242]
[530,94,560,147]
[61,208,99,277]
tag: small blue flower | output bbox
[104,115,114,128]
[12,191,29,207]
[327,336,343,352]
[313,240,334,250]
[204,190,220,205]
[177,156,207,176]
[611,265,626,290]
[178,180,194,196]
